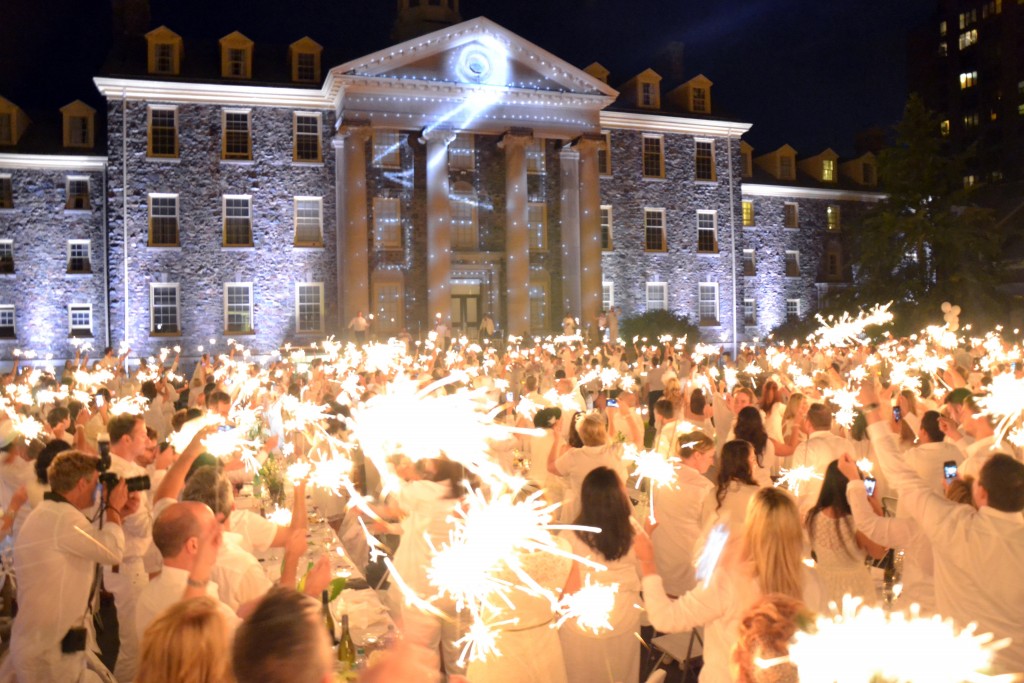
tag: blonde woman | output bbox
[548,412,628,524]
[636,487,824,683]
[136,597,235,683]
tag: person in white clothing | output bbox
[790,403,853,513]
[548,412,628,524]
[10,451,129,683]
[905,411,964,493]
[0,421,40,540]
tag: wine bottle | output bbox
[337,614,356,669]
[321,590,337,646]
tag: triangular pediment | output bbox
[334,17,616,98]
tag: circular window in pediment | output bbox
[456,45,492,83]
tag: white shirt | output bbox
[0,455,35,538]
[651,464,715,596]
[105,453,153,562]
[228,509,279,554]
[11,498,124,682]
[210,530,273,612]
[135,565,240,641]
[791,430,854,512]
[392,480,459,595]
[905,440,964,494]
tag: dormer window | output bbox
[692,87,707,113]
[228,49,246,77]
[642,83,654,107]
[220,32,254,80]
[863,162,876,186]
[822,158,835,182]
[61,101,95,149]
[779,155,795,180]
[145,27,183,76]
[0,113,12,146]
[289,38,323,84]
[0,97,28,146]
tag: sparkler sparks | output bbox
[553,575,619,635]
[775,466,823,497]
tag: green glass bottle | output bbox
[337,614,356,670]
[321,590,337,646]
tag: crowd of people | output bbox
[0,311,1019,683]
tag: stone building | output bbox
[0,6,884,360]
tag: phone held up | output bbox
[944,460,958,484]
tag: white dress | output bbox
[807,512,877,605]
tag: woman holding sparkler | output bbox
[547,412,628,524]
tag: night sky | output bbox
[1,0,936,156]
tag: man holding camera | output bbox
[10,450,128,682]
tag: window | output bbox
[695,140,715,181]
[698,283,719,325]
[295,52,317,82]
[826,205,841,231]
[155,43,175,74]
[67,240,91,274]
[222,110,252,161]
[67,116,90,147]
[642,135,664,178]
[66,178,90,210]
[863,162,876,186]
[450,182,478,250]
[822,158,836,182]
[529,280,548,332]
[147,28,182,75]
[646,282,668,312]
[0,176,10,208]
[150,284,180,334]
[0,240,13,273]
[939,20,947,35]
[960,71,978,89]
[964,174,977,188]
[223,196,252,246]
[827,251,841,278]
[641,82,659,108]
[598,131,612,175]
[644,209,666,251]
[224,283,254,333]
[959,29,978,50]
[744,298,757,326]
[964,112,980,128]
[742,201,754,227]
[941,119,951,136]
[784,202,799,228]
[148,194,179,246]
[779,155,795,180]
[786,299,801,321]
[373,197,402,250]
[373,129,401,168]
[294,197,323,246]
[0,306,15,338]
[448,133,475,171]
[600,205,613,250]
[785,250,801,277]
[742,249,756,276]
[697,211,717,253]
[0,113,11,145]
[228,48,248,78]
[602,281,614,310]
[526,139,546,174]
[296,283,324,334]
[372,275,403,334]
[293,113,321,163]
[528,202,547,251]
[148,107,178,158]
[692,87,708,113]
[68,304,92,337]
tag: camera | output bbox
[96,433,152,493]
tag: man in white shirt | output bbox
[347,311,370,345]
[11,451,128,683]
[652,398,684,457]
[791,403,853,512]
[905,411,964,492]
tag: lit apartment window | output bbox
[450,181,478,250]
[742,249,756,276]
[224,283,253,333]
[600,205,613,250]
[939,20,947,36]
[526,139,546,174]
[222,110,252,161]
[963,112,980,128]
[68,304,92,337]
[0,306,14,338]
[744,299,757,326]
[295,283,324,334]
[742,201,754,227]
[940,119,951,136]
[528,202,547,251]
[964,174,977,188]
[372,130,401,168]
[784,202,799,228]
[67,240,91,274]
[959,71,977,89]
[294,197,323,246]
[65,177,90,210]
[0,113,12,145]
[373,197,402,250]
[293,113,321,163]
[148,194,179,246]
[785,250,801,277]
[148,107,178,158]
[698,283,719,325]
[0,176,11,209]
[598,131,612,175]
[786,298,801,321]
[448,133,475,171]
[696,210,717,253]
[644,209,666,251]
[692,87,707,113]
[939,42,948,57]
[150,284,179,334]
[822,159,836,182]
[372,275,403,334]
[779,155,795,180]
[646,282,668,312]
[223,196,253,247]
[695,140,715,181]
[959,29,978,50]
[826,205,841,231]
[642,135,664,178]
[602,281,614,310]
[0,240,13,273]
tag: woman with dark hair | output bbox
[559,467,641,683]
[733,406,777,486]
[759,381,786,444]
[700,440,761,539]
[806,460,887,604]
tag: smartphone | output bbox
[893,406,902,422]
[95,394,105,407]
[505,391,514,402]
[218,425,232,433]
[606,398,618,407]
[943,460,958,483]
[864,477,877,496]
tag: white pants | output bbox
[104,559,147,683]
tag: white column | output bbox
[420,128,456,323]
[559,145,581,320]
[335,125,373,329]
[500,130,531,336]
[575,135,603,336]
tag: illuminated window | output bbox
[224,283,254,333]
[960,71,978,89]
[0,241,12,273]
[939,20,947,36]
[863,162,876,186]
[742,201,754,227]
[598,131,612,176]
[786,298,801,321]
[372,275,403,335]
[448,133,475,171]
[958,9,977,29]
[600,205,613,250]
[294,197,323,246]
[959,29,978,50]
[695,140,715,181]
[964,112,980,128]
[697,210,717,253]
[822,158,835,182]
[528,202,547,251]
[223,195,252,247]
[526,139,546,174]
[373,130,401,168]
[692,87,707,113]
[0,306,14,338]
[642,135,664,178]
[646,282,668,312]
[0,114,10,145]
[151,284,180,334]
[68,304,92,337]
[744,299,757,326]
[222,110,252,161]
[295,283,324,334]
[785,250,801,277]
[450,181,478,250]
[373,197,402,250]
[964,174,977,188]
[148,194,179,246]
[784,202,799,228]
[698,283,719,325]
[941,119,951,136]
[65,177,90,210]
[644,208,666,251]
[939,42,948,57]
[293,113,321,163]
[67,240,91,274]
[742,249,756,276]
[826,205,841,231]
[779,155,795,180]
[148,107,178,158]
[602,281,614,310]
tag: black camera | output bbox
[96,434,151,493]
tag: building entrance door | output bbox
[451,282,481,338]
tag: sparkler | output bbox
[553,575,619,635]
[775,466,823,497]
[810,302,893,348]
[623,444,683,522]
